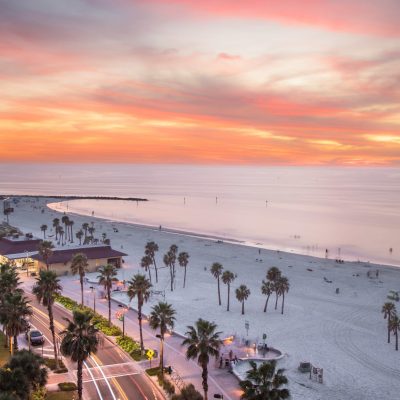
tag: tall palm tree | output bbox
[382,302,397,343]
[57,226,64,246]
[1,292,32,354]
[60,309,98,400]
[222,270,235,311]
[267,267,281,282]
[236,285,251,315]
[40,224,47,239]
[127,274,152,354]
[76,229,84,245]
[210,263,223,306]
[141,255,153,283]
[389,314,400,351]
[149,302,176,376]
[32,270,62,369]
[97,264,118,325]
[178,252,190,288]
[145,241,159,283]
[70,253,89,306]
[276,276,290,314]
[82,223,89,241]
[163,246,178,292]
[88,226,95,239]
[69,220,74,243]
[61,215,70,241]
[52,218,60,240]
[261,280,274,313]
[38,240,54,270]
[240,360,290,400]
[182,319,222,400]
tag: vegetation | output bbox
[149,301,176,376]
[116,335,146,361]
[221,270,235,311]
[236,284,251,315]
[261,280,274,313]
[43,358,68,373]
[38,241,54,270]
[141,255,153,283]
[145,241,159,283]
[157,374,175,395]
[40,224,47,239]
[0,350,48,400]
[46,391,77,400]
[33,270,63,369]
[178,252,190,288]
[382,302,397,344]
[389,315,400,351]
[171,384,203,400]
[57,382,77,392]
[60,309,99,400]
[70,253,88,306]
[127,274,152,354]
[0,332,9,366]
[210,263,223,306]
[182,318,222,400]
[97,264,118,325]
[240,360,290,400]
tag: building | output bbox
[0,235,41,269]
[31,245,127,276]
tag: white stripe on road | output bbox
[90,356,117,400]
[84,361,104,400]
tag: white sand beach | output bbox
[8,196,400,400]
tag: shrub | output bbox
[58,382,77,392]
[44,358,67,373]
[157,373,175,395]
[146,367,161,377]
[171,384,203,400]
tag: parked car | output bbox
[26,329,45,345]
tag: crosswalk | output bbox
[81,361,141,383]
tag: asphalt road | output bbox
[23,291,164,400]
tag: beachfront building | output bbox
[31,245,127,276]
[0,235,41,270]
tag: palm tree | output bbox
[382,302,397,343]
[210,263,223,306]
[389,314,400,351]
[70,253,89,306]
[40,224,47,239]
[97,264,118,325]
[236,284,251,315]
[149,302,176,376]
[88,226,95,239]
[82,223,89,241]
[267,267,281,282]
[164,246,178,291]
[145,241,159,283]
[182,318,222,400]
[276,276,290,314]
[69,220,74,243]
[171,384,203,400]
[60,309,98,400]
[38,240,54,270]
[1,292,32,354]
[127,274,152,354]
[57,227,64,246]
[222,270,235,311]
[76,229,84,245]
[261,280,274,313]
[240,360,290,400]
[178,252,190,288]
[52,218,60,240]
[32,270,62,369]
[141,255,153,283]
[61,215,70,240]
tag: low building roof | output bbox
[30,245,127,264]
[0,237,42,256]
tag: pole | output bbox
[122,315,125,338]
[93,290,96,314]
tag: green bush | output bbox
[157,374,175,395]
[146,366,161,376]
[58,382,77,392]
[44,358,67,373]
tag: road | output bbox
[23,290,165,400]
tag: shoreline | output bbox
[47,199,399,269]
[1,194,148,201]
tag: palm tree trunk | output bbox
[153,257,158,283]
[242,301,244,315]
[48,303,59,369]
[170,265,174,291]
[80,276,84,307]
[148,267,152,283]
[183,266,187,288]
[227,285,230,311]
[202,362,208,400]
[396,330,398,351]
[107,286,111,325]
[217,277,221,306]
[264,295,270,312]
[159,334,164,376]
[77,359,83,400]
[13,334,18,352]
[281,293,285,314]
[388,317,391,343]
[275,292,279,310]
[4,332,8,348]
[138,302,144,354]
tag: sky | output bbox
[1,0,400,165]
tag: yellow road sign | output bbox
[146,349,155,360]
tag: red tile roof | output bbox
[31,245,127,264]
[0,237,42,256]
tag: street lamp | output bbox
[89,286,96,313]
[118,305,126,337]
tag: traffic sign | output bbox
[146,349,155,360]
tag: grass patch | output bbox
[44,358,68,373]
[46,391,77,400]
[0,331,10,366]
[58,382,77,392]
[146,366,161,376]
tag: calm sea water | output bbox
[1,164,399,266]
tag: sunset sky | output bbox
[1,0,400,165]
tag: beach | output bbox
[7,195,400,400]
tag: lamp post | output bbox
[89,286,96,313]
[118,304,126,337]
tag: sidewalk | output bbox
[59,277,241,400]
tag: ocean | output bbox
[1,164,399,266]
